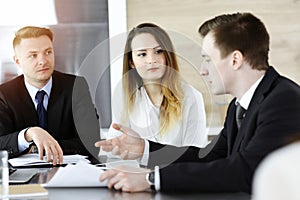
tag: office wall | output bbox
[0,0,111,128]
[126,0,300,127]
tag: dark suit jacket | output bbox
[147,67,300,193]
[0,70,100,159]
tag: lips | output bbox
[37,68,50,73]
[147,67,159,71]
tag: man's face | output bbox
[200,32,232,95]
[14,35,55,88]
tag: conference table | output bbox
[13,166,251,200]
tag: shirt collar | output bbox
[25,77,52,101]
[236,75,264,110]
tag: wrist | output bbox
[24,127,33,142]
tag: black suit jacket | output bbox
[147,67,300,193]
[0,70,100,159]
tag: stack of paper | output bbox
[44,161,107,187]
[8,154,90,167]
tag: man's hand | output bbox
[100,165,151,192]
[25,127,63,165]
[95,123,145,160]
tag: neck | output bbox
[144,82,163,106]
[234,69,266,100]
[25,78,49,89]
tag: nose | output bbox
[199,62,208,76]
[147,52,157,64]
[38,55,47,66]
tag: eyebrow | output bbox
[133,45,161,51]
[201,54,209,58]
[27,47,53,54]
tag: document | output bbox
[8,154,90,167]
[44,161,107,187]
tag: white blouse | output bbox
[108,83,208,147]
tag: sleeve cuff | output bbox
[139,139,149,166]
[18,128,32,152]
[154,166,160,191]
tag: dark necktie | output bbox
[236,102,246,130]
[36,90,47,130]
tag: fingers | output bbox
[100,169,117,182]
[95,139,111,147]
[37,145,44,161]
[47,141,62,165]
[36,140,63,166]
[111,123,121,131]
[94,140,115,152]
[101,170,125,190]
[30,128,64,166]
[112,123,131,135]
[119,149,129,160]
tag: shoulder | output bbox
[256,67,300,109]
[0,75,24,93]
[262,67,300,97]
[181,82,204,101]
[52,70,87,85]
[53,70,77,81]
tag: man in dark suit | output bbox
[95,12,300,193]
[0,26,100,165]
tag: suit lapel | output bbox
[47,72,64,136]
[232,67,279,152]
[16,76,38,126]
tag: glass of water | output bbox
[0,150,9,199]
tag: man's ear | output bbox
[231,50,243,70]
[13,55,20,65]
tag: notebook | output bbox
[9,184,48,198]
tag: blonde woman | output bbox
[109,23,207,147]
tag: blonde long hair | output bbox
[122,23,183,134]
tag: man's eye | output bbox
[205,59,211,63]
[29,54,37,58]
[46,50,52,55]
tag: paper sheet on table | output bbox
[44,161,107,187]
[8,154,90,167]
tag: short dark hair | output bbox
[198,12,269,70]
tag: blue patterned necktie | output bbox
[36,90,47,130]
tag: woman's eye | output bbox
[137,53,146,57]
[155,49,163,54]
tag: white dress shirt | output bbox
[18,77,52,151]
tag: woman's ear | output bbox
[129,60,135,69]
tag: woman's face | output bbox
[131,33,167,83]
